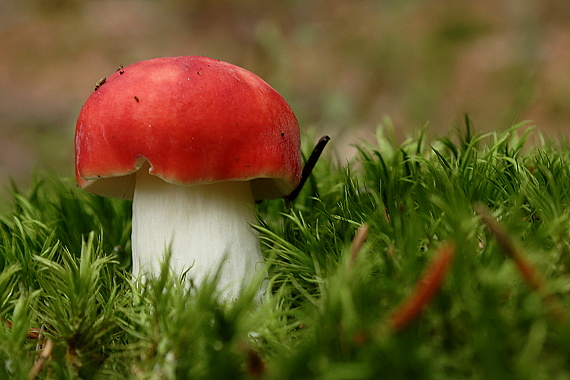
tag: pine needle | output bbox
[387,242,455,331]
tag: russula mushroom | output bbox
[75,56,301,299]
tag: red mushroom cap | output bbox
[75,56,302,200]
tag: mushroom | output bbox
[75,56,301,300]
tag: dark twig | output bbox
[285,135,330,205]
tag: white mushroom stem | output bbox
[131,167,266,300]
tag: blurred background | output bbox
[1,0,569,200]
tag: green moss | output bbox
[1,123,570,378]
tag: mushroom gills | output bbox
[132,165,266,300]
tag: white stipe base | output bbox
[132,168,266,300]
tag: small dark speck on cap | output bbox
[94,77,106,91]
